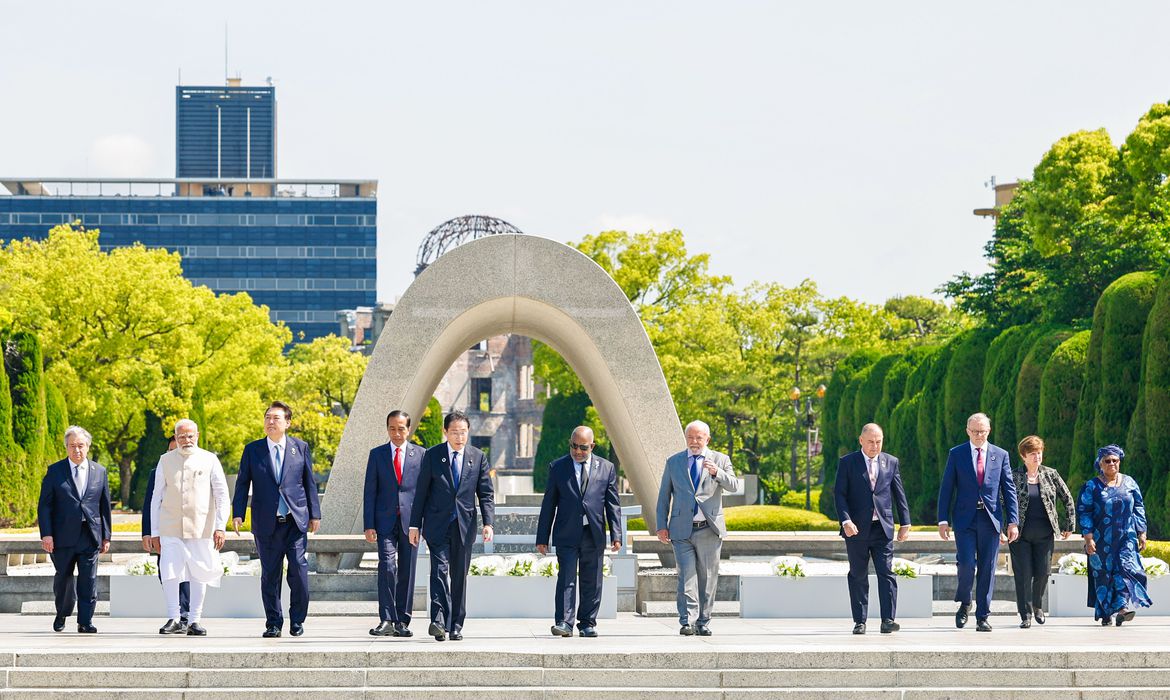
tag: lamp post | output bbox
[805,384,826,510]
[789,387,801,491]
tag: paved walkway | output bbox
[4,613,1170,655]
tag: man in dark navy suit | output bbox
[363,409,424,637]
[938,412,1019,632]
[232,401,321,638]
[141,436,188,629]
[536,426,622,638]
[37,426,112,633]
[409,410,495,641]
[834,423,911,635]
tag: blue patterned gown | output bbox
[1077,475,1151,620]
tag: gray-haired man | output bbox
[655,420,740,636]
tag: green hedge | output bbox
[942,328,996,447]
[853,353,901,430]
[130,410,169,512]
[818,350,879,518]
[532,391,592,493]
[1038,330,1091,491]
[915,341,956,519]
[1134,274,1170,536]
[4,331,46,467]
[980,326,1032,441]
[1071,272,1158,489]
[1015,328,1074,440]
[43,379,67,464]
[629,504,838,532]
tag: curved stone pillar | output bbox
[317,234,682,570]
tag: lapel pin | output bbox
[291,447,297,455]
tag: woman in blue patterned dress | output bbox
[1077,444,1150,626]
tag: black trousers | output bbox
[428,520,472,633]
[554,524,604,629]
[51,529,99,625]
[376,526,418,624]
[1008,527,1054,618]
[254,519,311,627]
[844,524,897,624]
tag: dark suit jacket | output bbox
[38,458,112,548]
[536,454,622,549]
[363,441,423,537]
[409,442,494,546]
[937,441,1018,533]
[1013,465,1074,533]
[834,450,911,540]
[142,468,158,535]
[232,435,321,537]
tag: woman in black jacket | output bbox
[1010,435,1075,628]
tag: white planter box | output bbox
[110,575,289,618]
[739,575,933,618]
[450,576,617,619]
[1048,573,1170,617]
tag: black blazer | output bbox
[410,443,495,546]
[1013,465,1074,533]
[834,450,911,540]
[536,454,622,548]
[38,458,112,547]
[363,441,423,537]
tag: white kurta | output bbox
[150,450,230,586]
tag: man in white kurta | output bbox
[148,419,228,635]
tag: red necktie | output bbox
[975,447,985,487]
[394,446,403,486]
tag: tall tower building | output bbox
[176,78,276,179]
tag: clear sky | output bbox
[4,2,1168,307]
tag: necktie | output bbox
[975,447,985,487]
[274,445,289,517]
[394,446,403,486]
[579,461,590,493]
[74,463,86,495]
[690,455,701,516]
[451,451,461,491]
[868,457,877,489]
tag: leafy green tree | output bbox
[532,391,592,492]
[129,410,169,511]
[1014,328,1074,441]
[1128,273,1170,534]
[942,328,997,446]
[915,341,957,518]
[0,331,32,527]
[43,379,67,463]
[283,335,368,476]
[411,396,444,448]
[4,331,46,467]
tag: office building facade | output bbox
[176,81,277,179]
[0,177,376,341]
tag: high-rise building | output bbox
[176,79,276,179]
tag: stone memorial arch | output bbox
[317,234,682,569]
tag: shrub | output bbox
[532,391,592,492]
[818,350,880,518]
[1039,331,1091,491]
[915,341,956,518]
[1015,328,1074,440]
[942,328,997,447]
[1135,274,1170,535]
[628,505,839,532]
[852,353,901,430]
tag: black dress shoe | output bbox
[1019,616,1032,629]
[52,616,66,632]
[1033,609,1046,625]
[290,623,304,637]
[1116,609,1136,626]
[1101,616,1112,626]
[428,621,447,641]
[880,620,900,634]
[394,623,413,638]
[579,626,598,638]
[976,619,992,632]
[77,623,97,634]
[159,619,185,635]
[695,625,712,636]
[186,623,207,636]
[955,604,970,629]
[262,625,282,638]
[370,621,394,636]
[679,624,696,636]
[852,623,866,635]
[449,630,463,641]
[551,622,573,637]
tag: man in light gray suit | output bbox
[655,420,741,636]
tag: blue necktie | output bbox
[274,445,289,518]
[451,451,461,491]
[690,455,701,515]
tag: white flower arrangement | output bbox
[892,558,919,579]
[603,556,612,578]
[469,555,506,576]
[1143,557,1169,578]
[126,559,158,576]
[770,556,807,578]
[505,554,538,577]
[536,556,559,577]
[1058,553,1088,576]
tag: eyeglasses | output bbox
[569,443,594,451]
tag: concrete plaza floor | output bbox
[4,612,1170,654]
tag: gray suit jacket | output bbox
[656,448,740,540]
